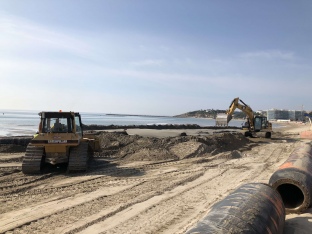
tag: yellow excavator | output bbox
[226,97,272,138]
[22,111,99,174]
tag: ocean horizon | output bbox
[0,109,247,137]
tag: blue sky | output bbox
[1,1,312,115]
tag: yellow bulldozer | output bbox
[22,111,99,174]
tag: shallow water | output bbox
[0,110,246,137]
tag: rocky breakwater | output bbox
[82,124,239,131]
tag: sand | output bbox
[0,123,312,233]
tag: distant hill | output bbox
[174,109,224,118]
[174,109,247,119]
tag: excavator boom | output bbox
[226,98,255,130]
[221,97,272,138]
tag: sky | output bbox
[1,0,312,115]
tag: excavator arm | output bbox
[221,97,272,138]
[226,97,255,131]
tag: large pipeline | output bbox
[186,183,285,234]
[269,143,312,214]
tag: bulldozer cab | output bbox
[22,111,97,174]
[40,112,83,137]
[44,118,69,133]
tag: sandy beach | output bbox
[0,123,312,233]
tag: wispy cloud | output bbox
[239,50,295,60]
[0,14,91,58]
[130,59,164,67]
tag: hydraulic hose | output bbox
[186,183,285,234]
[269,143,312,214]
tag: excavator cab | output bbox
[243,116,271,137]
[254,116,268,131]
[250,116,271,138]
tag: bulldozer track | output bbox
[4,147,284,234]
[0,173,56,197]
[0,174,49,189]
[21,145,44,174]
[0,161,207,215]
[0,154,229,207]
[67,142,89,172]
[0,167,21,174]
[0,153,241,215]
[0,158,23,163]
[2,171,204,233]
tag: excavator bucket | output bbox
[227,114,232,124]
[215,114,228,126]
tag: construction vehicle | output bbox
[225,97,272,138]
[215,113,228,126]
[22,111,99,174]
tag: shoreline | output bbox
[0,121,309,139]
[0,122,309,142]
[272,121,310,134]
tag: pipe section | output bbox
[300,130,312,140]
[269,143,312,214]
[186,183,285,234]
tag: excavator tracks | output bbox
[67,142,89,172]
[22,145,45,174]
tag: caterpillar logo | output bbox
[48,140,67,143]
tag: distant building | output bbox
[267,109,305,121]
[256,110,267,117]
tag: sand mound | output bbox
[97,132,250,161]
[123,148,175,161]
[170,142,209,159]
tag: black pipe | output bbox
[186,183,285,234]
[269,143,312,214]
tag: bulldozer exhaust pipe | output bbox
[269,143,312,214]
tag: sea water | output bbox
[0,110,246,137]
